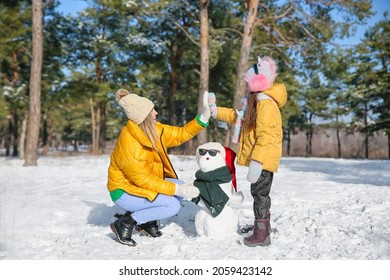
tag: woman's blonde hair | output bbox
[139,112,159,151]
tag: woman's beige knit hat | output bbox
[115,89,154,125]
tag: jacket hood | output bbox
[262,83,287,108]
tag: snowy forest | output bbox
[0,0,389,164]
[1,3,390,278]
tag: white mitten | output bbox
[174,181,200,199]
[208,91,218,118]
[199,91,211,124]
[247,160,263,183]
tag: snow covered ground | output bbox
[1,154,389,261]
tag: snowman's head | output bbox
[196,142,226,172]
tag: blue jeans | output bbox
[114,178,184,224]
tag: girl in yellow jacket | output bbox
[208,56,287,247]
[108,89,210,246]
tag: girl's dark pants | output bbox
[250,170,273,219]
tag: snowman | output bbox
[191,142,244,238]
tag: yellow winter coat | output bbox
[107,117,205,201]
[217,83,287,172]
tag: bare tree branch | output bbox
[174,21,200,47]
[43,0,55,9]
[273,4,294,20]
[290,17,321,42]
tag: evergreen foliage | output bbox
[0,0,388,159]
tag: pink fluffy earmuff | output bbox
[244,56,277,93]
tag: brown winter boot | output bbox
[243,218,271,247]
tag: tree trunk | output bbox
[96,105,101,154]
[197,0,210,145]
[306,114,314,156]
[336,128,341,158]
[24,0,43,166]
[73,139,78,152]
[5,112,13,156]
[305,124,314,157]
[212,121,218,142]
[98,101,106,154]
[11,108,19,157]
[305,130,309,156]
[42,112,49,156]
[6,52,21,158]
[230,0,259,149]
[0,127,5,150]
[224,126,231,148]
[336,113,341,158]
[19,112,28,160]
[364,101,369,159]
[90,97,98,154]
[309,129,312,156]
[168,44,178,125]
[233,0,259,110]
[388,133,390,160]
[287,128,291,156]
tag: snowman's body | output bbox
[194,188,239,237]
[193,142,244,238]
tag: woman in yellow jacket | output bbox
[108,89,210,246]
[208,56,287,247]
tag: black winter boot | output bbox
[136,221,163,238]
[114,212,162,238]
[110,215,137,246]
[114,211,132,219]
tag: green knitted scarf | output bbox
[192,166,232,217]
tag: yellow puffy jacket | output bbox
[217,83,287,172]
[107,117,205,201]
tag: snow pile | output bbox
[0,155,389,260]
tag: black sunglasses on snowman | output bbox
[198,149,220,156]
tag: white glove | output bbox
[174,181,200,199]
[199,91,211,124]
[247,160,263,183]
